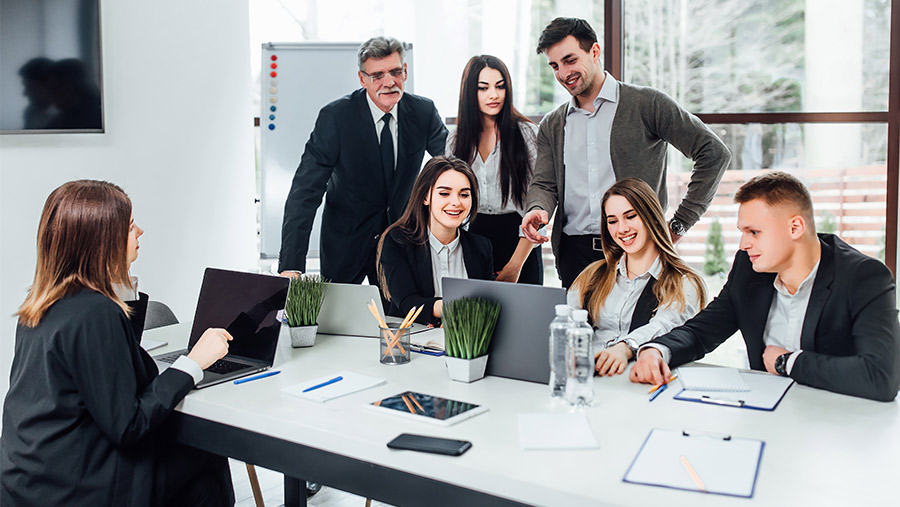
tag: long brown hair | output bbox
[376,156,479,301]
[573,178,707,323]
[452,55,533,209]
[17,180,133,327]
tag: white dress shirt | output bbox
[429,231,467,297]
[763,261,820,374]
[567,256,702,350]
[562,71,619,236]
[366,92,399,170]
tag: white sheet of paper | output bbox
[282,370,386,402]
[677,366,750,392]
[624,429,763,497]
[516,413,600,450]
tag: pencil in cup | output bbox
[367,299,408,355]
[379,323,411,365]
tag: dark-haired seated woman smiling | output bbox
[1,180,235,506]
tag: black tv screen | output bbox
[0,0,104,134]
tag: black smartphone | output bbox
[386,433,472,456]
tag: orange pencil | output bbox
[680,455,706,492]
[648,375,678,394]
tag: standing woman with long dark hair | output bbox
[1,180,235,506]
[449,55,543,284]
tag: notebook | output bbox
[282,370,386,402]
[153,268,289,388]
[674,370,795,411]
[442,277,566,384]
[677,366,751,392]
[316,282,429,337]
[624,429,764,498]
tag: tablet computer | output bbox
[365,391,488,427]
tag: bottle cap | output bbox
[571,309,588,322]
[555,304,571,316]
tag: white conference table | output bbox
[146,323,899,507]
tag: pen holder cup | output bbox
[379,325,411,365]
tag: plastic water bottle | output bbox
[566,309,594,407]
[548,304,572,399]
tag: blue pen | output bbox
[649,381,669,402]
[234,370,281,385]
[302,376,343,393]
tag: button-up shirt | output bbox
[763,261,820,374]
[562,71,619,236]
[366,92,399,171]
[429,231,467,297]
[567,256,702,349]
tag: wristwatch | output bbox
[774,352,794,376]
[608,338,639,359]
[669,218,687,237]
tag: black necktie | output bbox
[380,113,394,191]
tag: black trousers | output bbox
[558,233,605,289]
[469,212,543,285]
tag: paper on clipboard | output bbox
[674,370,794,411]
[623,429,764,498]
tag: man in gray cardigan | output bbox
[521,18,731,287]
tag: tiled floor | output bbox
[230,460,393,507]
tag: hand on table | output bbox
[595,342,630,376]
[629,347,671,385]
[763,345,789,374]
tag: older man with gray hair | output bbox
[280,36,447,287]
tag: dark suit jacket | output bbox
[0,290,195,506]
[279,88,448,281]
[379,228,493,326]
[654,234,900,402]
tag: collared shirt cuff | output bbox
[786,350,802,375]
[639,343,671,364]
[170,355,204,385]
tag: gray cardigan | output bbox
[525,82,731,262]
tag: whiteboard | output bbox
[259,42,415,260]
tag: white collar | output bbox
[567,71,618,115]
[428,229,461,253]
[616,255,662,280]
[365,91,399,125]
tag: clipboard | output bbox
[673,369,794,411]
[623,429,765,498]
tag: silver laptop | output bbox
[154,267,289,388]
[316,282,429,337]
[442,277,566,384]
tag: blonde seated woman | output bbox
[567,178,707,376]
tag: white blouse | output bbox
[445,121,538,216]
[566,256,703,349]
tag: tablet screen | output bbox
[371,391,481,421]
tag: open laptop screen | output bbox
[187,268,289,362]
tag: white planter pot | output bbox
[445,355,489,383]
[289,324,317,348]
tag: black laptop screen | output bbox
[188,268,289,362]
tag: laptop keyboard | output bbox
[156,353,248,375]
[206,359,249,375]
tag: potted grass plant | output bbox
[284,274,328,347]
[442,297,501,382]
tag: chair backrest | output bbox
[145,300,179,330]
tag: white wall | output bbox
[0,1,257,399]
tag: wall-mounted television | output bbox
[0,0,104,134]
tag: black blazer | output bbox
[0,291,195,506]
[654,234,900,402]
[279,88,448,281]
[380,228,494,326]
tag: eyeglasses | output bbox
[362,67,405,82]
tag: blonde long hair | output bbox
[573,178,707,323]
[17,180,133,327]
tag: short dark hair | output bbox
[536,17,597,54]
[734,171,815,226]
